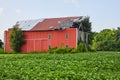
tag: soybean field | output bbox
[0,52,120,80]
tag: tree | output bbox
[80,16,92,51]
[73,16,92,51]
[0,39,3,48]
[92,28,120,51]
[88,32,98,45]
[9,25,24,52]
[114,27,120,51]
[92,29,115,51]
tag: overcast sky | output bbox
[0,0,120,41]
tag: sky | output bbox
[0,0,120,41]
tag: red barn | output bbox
[4,16,84,52]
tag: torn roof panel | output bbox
[16,19,44,30]
[31,16,82,31]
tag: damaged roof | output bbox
[16,16,82,31]
[16,19,44,30]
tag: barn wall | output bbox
[5,28,77,53]
[4,30,12,52]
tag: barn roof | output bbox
[16,16,82,31]
[16,19,44,30]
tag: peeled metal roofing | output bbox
[16,19,44,30]
[32,16,81,31]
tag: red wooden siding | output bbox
[5,28,77,53]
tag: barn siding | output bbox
[5,28,77,53]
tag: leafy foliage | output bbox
[92,27,120,51]
[80,16,91,32]
[48,47,77,54]
[92,29,114,51]
[0,39,3,48]
[88,32,98,45]
[0,52,120,79]
[114,27,120,51]
[77,41,86,52]
[76,16,92,52]
[9,25,24,52]
[0,48,4,53]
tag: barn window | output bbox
[48,45,51,49]
[66,34,69,40]
[48,34,51,40]
[66,45,68,48]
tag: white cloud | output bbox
[0,8,4,16]
[15,9,21,15]
[63,0,79,8]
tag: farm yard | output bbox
[0,0,120,79]
[2,16,120,80]
[0,52,120,79]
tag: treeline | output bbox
[90,27,120,51]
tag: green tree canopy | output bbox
[81,16,92,32]
[92,28,119,51]
[94,29,114,51]
[9,25,24,52]
[114,27,120,51]
[0,39,3,48]
[80,16,92,51]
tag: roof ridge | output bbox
[17,16,82,21]
[45,16,81,19]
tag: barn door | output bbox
[41,40,47,52]
[27,40,34,52]
[35,40,41,52]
